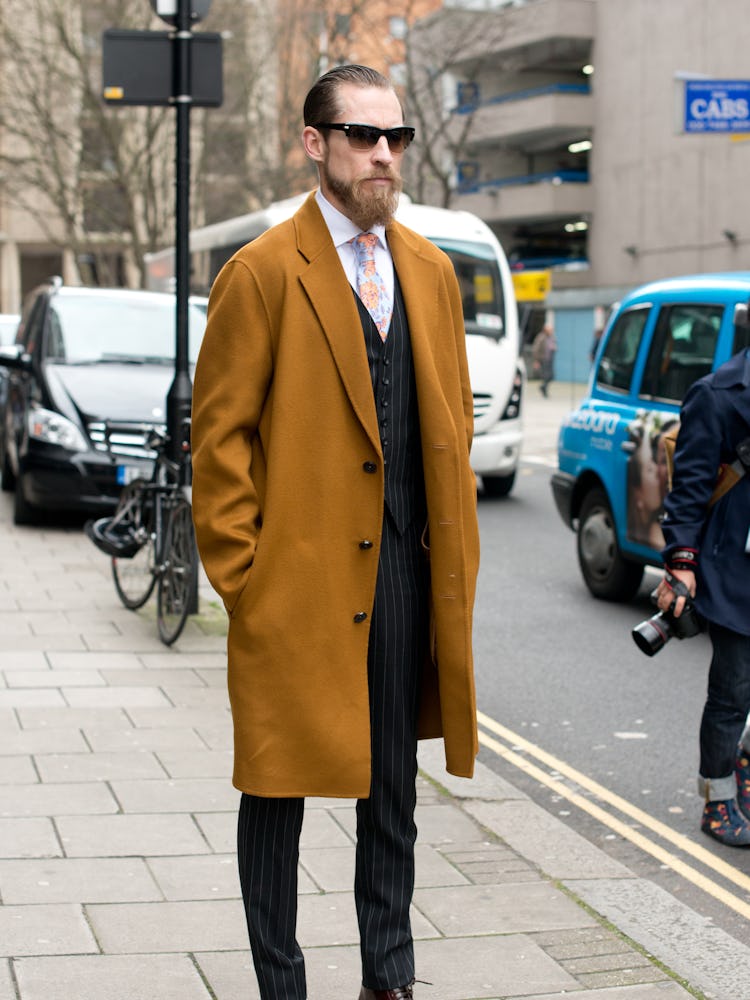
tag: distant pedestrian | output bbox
[532,324,556,397]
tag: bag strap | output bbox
[663,427,749,508]
[710,435,750,507]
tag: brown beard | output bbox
[323,160,402,230]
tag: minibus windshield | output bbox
[433,238,505,340]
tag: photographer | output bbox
[655,345,750,847]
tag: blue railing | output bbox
[456,169,589,195]
[454,81,590,115]
[510,254,590,271]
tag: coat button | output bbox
[353,611,368,623]
[362,461,377,473]
[359,539,373,550]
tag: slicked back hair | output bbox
[303,64,403,127]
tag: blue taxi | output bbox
[551,273,750,600]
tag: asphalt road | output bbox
[474,439,750,945]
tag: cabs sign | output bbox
[684,80,750,133]
[511,270,551,302]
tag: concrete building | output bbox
[445,0,750,380]
[0,0,441,314]
[5,0,750,386]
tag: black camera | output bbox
[632,574,704,657]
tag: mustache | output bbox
[357,171,401,186]
[353,170,404,192]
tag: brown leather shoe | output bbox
[359,983,414,1000]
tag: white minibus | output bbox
[145,193,524,495]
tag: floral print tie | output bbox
[352,233,391,341]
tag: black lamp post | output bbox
[165,0,194,472]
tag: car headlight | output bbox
[27,406,88,452]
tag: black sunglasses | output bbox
[315,122,416,152]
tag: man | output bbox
[531,324,556,397]
[191,64,480,999]
[656,344,750,846]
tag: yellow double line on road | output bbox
[477,710,750,920]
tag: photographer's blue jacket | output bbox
[661,348,750,635]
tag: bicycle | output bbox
[85,420,198,645]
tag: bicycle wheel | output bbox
[111,480,157,610]
[157,495,198,645]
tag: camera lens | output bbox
[632,612,672,657]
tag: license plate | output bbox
[116,465,143,486]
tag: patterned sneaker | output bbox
[736,747,750,821]
[701,798,750,847]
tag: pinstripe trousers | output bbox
[237,511,430,999]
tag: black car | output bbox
[0,313,20,415]
[0,279,207,524]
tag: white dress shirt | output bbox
[315,189,395,304]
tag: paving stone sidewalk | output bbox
[0,384,743,1000]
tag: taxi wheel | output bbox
[577,487,643,601]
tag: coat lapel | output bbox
[387,221,454,433]
[387,220,439,352]
[295,195,380,452]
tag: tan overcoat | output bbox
[191,193,480,798]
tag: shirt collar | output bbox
[315,189,387,250]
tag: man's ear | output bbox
[302,126,325,164]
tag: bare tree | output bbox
[0,0,494,295]
[300,0,504,211]
[198,0,374,219]
[399,5,507,208]
[0,0,181,287]
[196,0,290,221]
[0,0,349,289]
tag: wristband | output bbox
[666,547,698,572]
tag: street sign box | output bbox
[102,29,222,107]
[511,270,551,303]
[684,80,750,133]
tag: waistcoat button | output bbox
[362,461,377,473]
[353,611,368,623]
